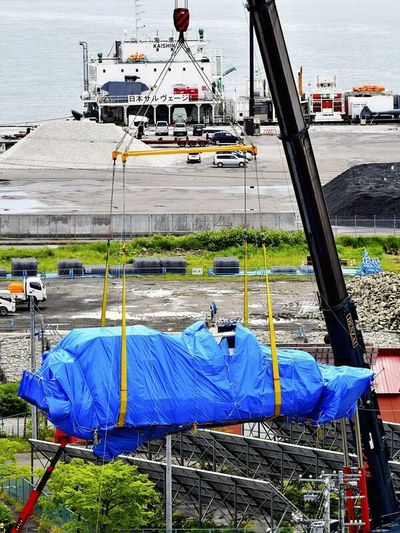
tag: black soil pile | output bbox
[323,163,400,217]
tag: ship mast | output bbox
[132,0,144,41]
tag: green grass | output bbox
[0,231,399,277]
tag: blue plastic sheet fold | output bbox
[19,321,373,459]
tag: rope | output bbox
[262,243,281,417]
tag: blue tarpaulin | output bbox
[101,81,149,97]
[19,322,373,459]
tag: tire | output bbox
[239,162,245,168]
[217,162,223,168]
[178,141,186,147]
[188,141,196,147]
[0,307,7,317]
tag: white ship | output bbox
[80,2,231,126]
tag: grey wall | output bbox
[0,334,41,382]
[0,213,296,239]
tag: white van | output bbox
[213,153,246,168]
[155,121,169,136]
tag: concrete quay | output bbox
[0,122,398,237]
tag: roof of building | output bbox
[374,350,400,395]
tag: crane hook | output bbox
[174,0,190,42]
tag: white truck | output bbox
[0,290,16,316]
[8,277,47,307]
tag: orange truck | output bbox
[8,277,47,306]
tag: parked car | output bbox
[173,122,188,136]
[213,153,246,168]
[155,121,169,136]
[192,123,205,136]
[187,153,201,164]
[232,150,254,161]
[212,131,240,145]
[202,127,224,139]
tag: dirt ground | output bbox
[4,277,399,347]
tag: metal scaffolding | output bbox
[30,439,305,529]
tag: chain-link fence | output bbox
[0,412,29,438]
[1,477,76,531]
[295,215,400,236]
[330,215,399,236]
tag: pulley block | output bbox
[174,1,190,35]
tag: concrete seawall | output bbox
[0,213,296,239]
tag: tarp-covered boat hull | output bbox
[19,321,373,459]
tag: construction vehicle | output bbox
[8,277,47,306]
[247,0,400,529]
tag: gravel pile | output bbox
[0,120,177,170]
[323,163,400,217]
[347,272,400,331]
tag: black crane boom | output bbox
[247,0,400,527]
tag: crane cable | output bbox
[179,40,253,147]
[115,41,183,152]
[100,158,128,426]
[100,160,117,327]
[243,162,249,328]
[253,156,281,417]
[262,243,281,417]
[116,161,128,427]
[112,37,188,430]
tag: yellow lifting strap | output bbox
[263,244,282,417]
[117,241,128,427]
[100,239,111,327]
[243,238,249,328]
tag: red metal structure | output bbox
[11,436,71,533]
[344,466,371,533]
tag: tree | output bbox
[42,459,160,533]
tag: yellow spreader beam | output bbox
[112,144,257,161]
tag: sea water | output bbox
[0,0,399,123]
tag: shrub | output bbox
[0,502,13,526]
[128,228,306,253]
[0,383,29,418]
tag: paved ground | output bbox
[0,124,399,215]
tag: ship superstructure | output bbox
[81,28,228,126]
[308,75,345,122]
